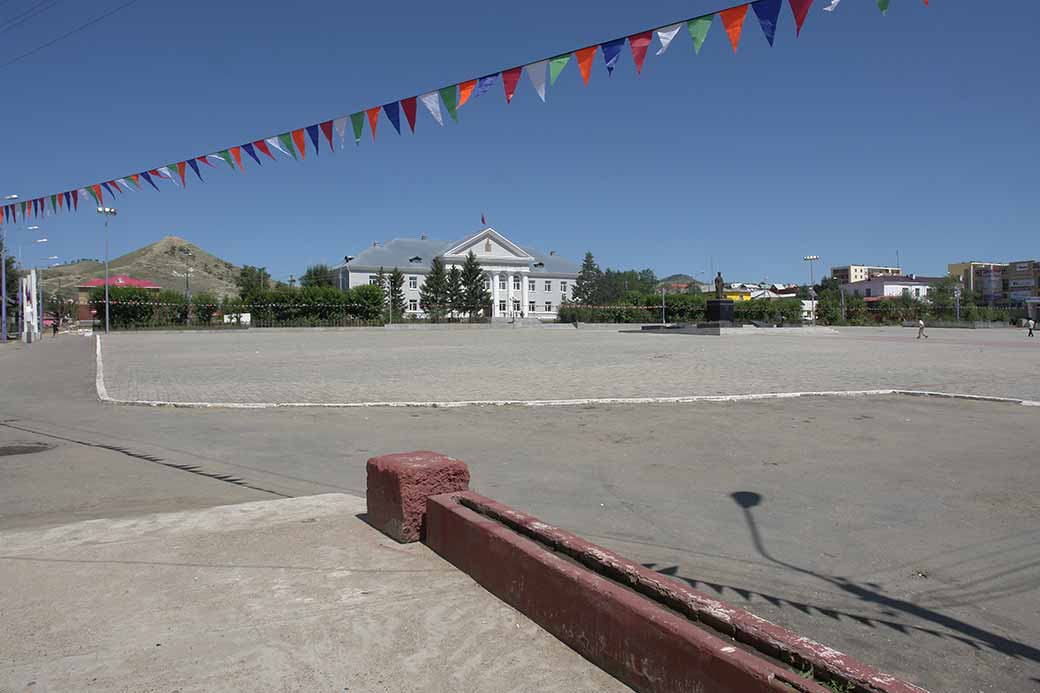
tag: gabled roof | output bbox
[77,275,162,289]
[442,228,533,260]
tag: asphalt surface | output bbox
[1,332,1038,692]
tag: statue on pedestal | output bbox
[714,272,725,300]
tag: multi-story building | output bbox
[334,227,578,319]
[840,275,943,301]
[1004,260,1040,303]
[830,265,901,284]
[947,261,1008,302]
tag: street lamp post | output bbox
[96,207,118,333]
[1,193,18,343]
[803,255,820,326]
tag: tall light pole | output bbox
[27,238,49,331]
[96,207,118,333]
[803,255,820,326]
[1,193,18,343]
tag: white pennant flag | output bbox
[420,91,443,126]
[163,166,181,186]
[526,59,548,102]
[265,137,291,158]
[655,23,682,55]
[333,117,348,149]
[822,0,841,10]
[116,178,133,191]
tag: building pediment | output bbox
[441,228,534,263]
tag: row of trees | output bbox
[417,253,492,321]
[573,252,658,305]
[559,292,803,324]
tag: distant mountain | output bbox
[658,274,696,286]
[39,236,240,299]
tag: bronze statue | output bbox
[714,272,725,300]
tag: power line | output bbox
[0,0,65,36]
[0,0,144,70]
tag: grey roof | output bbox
[340,237,578,276]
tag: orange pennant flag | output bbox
[230,146,244,170]
[574,46,598,85]
[176,162,187,186]
[458,79,477,108]
[720,4,749,53]
[366,107,381,141]
[292,128,307,159]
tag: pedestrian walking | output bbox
[1029,318,1035,337]
[917,319,927,339]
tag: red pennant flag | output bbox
[789,0,813,36]
[720,4,749,52]
[109,179,123,193]
[401,97,418,132]
[197,155,216,168]
[230,146,244,170]
[92,184,104,205]
[291,128,307,159]
[176,161,187,186]
[575,46,597,85]
[458,79,477,108]
[320,120,334,151]
[72,189,79,210]
[366,107,381,141]
[254,139,276,160]
[628,31,652,74]
[57,193,63,210]
[502,66,523,103]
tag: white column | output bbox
[507,273,515,316]
[521,274,529,316]
[492,272,500,317]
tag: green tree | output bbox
[192,292,219,325]
[300,263,336,288]
[573,252,601,305]
[460,251,491,319]
[386,267,406,320]
[926,276,960,320]
[446,265,464,318]
[350,284,385,321]
[236,265,270,301]
[419,257,448,321]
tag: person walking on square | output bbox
[917,319,927,339]
[1029,318,1035,337]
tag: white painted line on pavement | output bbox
[94,334,1040,410]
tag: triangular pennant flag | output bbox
[320,120,335,150]
[474,73,498,99]
[306,124,321,154]
[187,158,204,181]
[400,98,417,133]
[278,133,298,159]
[419,91,444,125]
[63,192,72,209]
[72,189,79,208]
[216,150,236,169]
[196,154,216,167]
[457,80,476,108]
[176,162,187,186]
[628,32,652,74]
[333,117,348,147]
[687,15,714,53]
[230,146,244,170]
[788,0,813,35]
[151,167,171,179]
[526,60,548,101]
[254,139,276,160]
[266,136,290,158]
[88,185,102,205]
[753,0,782,46]
[350,112,365,144]
[877,0,889,13]
[439,85,459,121]
[109,180,123,194]
[162,166,181,186]
[32,198,40,216]
[655,23,682,55]
[822,0,840,10]
[366,107,381,140]
[116,178,132,192]
[382,103,401,134]
[242,142,262,166]
[549,54,571,86]
[720,4,750,52]
[601,38,625,75]
[50,195,57,213]
[140,171,160,191]
[56,194,63,211]
[575,46,597,84]
[128,174,141,188]
[291,129,307,159]
[502,66,523,103]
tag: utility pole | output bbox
[1,193,19,343]
[803,255,820,327]
[96,207,118,334]
[661,287,666,325]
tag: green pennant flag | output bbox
[439,85,458,122]
[877,0,889,13]
[549,54,571,86]
[687,15,713,54]
[85,187,99,205]
[217,150,236,169]
[350,112,365,144]
[50,195,57,212]
[278,133,297,159]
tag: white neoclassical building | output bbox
[333,228,578,319]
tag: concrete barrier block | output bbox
[365,451,469,543]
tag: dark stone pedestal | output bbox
[702,299,736,327]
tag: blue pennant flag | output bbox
[474,73,498,99]
[100,182,116,198]
[382,102,401,135]
[306,125,321,156]
[63,192,71,209]
[601,38,626,75]
[241,143,262,166]
[140,171,160,191]
[752,0,782,46]
[187,158,204,181]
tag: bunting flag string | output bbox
[1,0,929,226]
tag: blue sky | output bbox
[1,0,1037,285]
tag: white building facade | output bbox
[840,275,943,300]
[334,228,578,319]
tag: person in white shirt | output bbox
[1028,318,1035,338]
[917,319,927,340]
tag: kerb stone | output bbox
[365,451,470,543]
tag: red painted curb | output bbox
[426,491,928,693]
[365,451,469,543]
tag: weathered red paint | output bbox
[427,491,928,693]
[365,451,469,543]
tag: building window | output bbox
[914,288,920,297]
[865,288,872,298]
[529,301,536,312]
[528,279,535,292]
[369,275,381,286]
[409,276,417,289]
[499,300,506,313]
[484,278,490,290]
[561,293,567,303]
[561,281,568,293]
[513,277,521,291]
[544,280,552,292]
[513,300,521,312]
[545,302,552,312]
[902,288,910,297]
[499,278,507,290]
[408,299,417,311]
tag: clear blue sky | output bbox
[1,0,1037,285]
